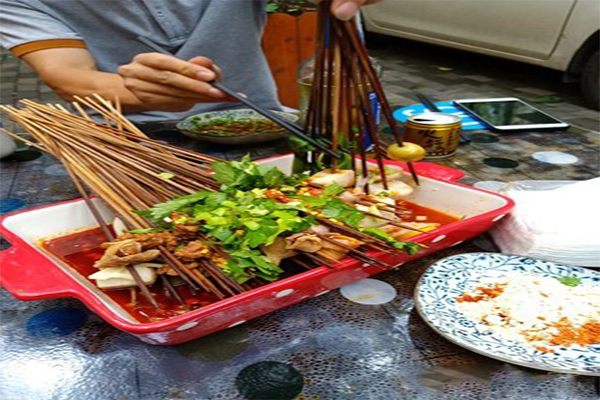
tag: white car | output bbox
[362,0,599,109]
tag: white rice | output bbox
[455,272,600,349]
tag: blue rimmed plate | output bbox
[415,253,600,376]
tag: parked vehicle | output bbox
[362,0,599,109]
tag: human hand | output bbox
[118,53,229,112]
[330,0,383,21]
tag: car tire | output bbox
[580,49,599,110]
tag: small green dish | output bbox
[177,109,300,145]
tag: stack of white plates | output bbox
[487,178,600,268]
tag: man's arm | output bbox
[22,48,228,113]
[22,48,149,113]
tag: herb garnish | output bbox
[556,276,581,287]
[128,228,161,234]
[211,155,307,191]
[142,188,314,283]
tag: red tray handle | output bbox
[0,233,81,301]
[376,159,465,182]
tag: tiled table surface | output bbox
[1,45,599,400]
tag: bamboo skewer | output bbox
[314,234,390,270]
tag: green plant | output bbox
[266,0,316,15]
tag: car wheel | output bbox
[580,49,599,110]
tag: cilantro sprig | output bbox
[556,276,581,287]
[140,187,315,283]
[211,155,307,191]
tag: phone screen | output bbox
[458,100,562,126]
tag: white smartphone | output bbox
[454,97,569,132]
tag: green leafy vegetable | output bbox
[148,191,209,221]
[556,276,581,287]
[128,228,161,234]
[211,155,306,191]
[323,183,346,196]
[158,172,175,180]
[322,198,364,227]
[360,227,422,255]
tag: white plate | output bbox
[415,253,600,376]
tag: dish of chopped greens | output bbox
[177,109,299,137]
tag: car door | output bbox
[362,0,577,60]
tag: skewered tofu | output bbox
[307,169,356,188]
[89,263,161,290]
[369,181,414,199]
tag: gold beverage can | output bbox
[402,113,462,159]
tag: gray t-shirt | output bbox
[0,0,282,123]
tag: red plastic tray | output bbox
[0,157,514,344]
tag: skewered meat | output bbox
[286,234,322,253]
[260,237,298,265]
[340,188,362,203]
[355,204,397,228]
[173,224,199,238]
[94,249,161,269]
[117,232,178,250]
[307,169,355,188]
[381,222,440,241]
[318,234,364,261]
[100,239,141,255]
[175,240,211,260]
[285,232,364,261]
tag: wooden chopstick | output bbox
[136,36,341,159]
[415,93,441,113]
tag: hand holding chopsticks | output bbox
[136,36,341,159]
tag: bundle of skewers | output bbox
[0,6,430,319]
[303,1,425,188]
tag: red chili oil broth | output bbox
[41,227,219,323]
[398,201,460,225]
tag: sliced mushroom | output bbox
[260,237,298,265]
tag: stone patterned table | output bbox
[1,124,599,400]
